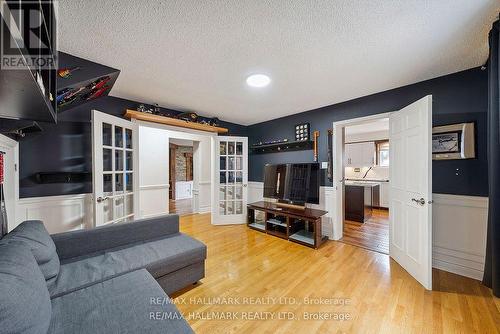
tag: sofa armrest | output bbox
[51,214,180,261]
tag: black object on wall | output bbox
[483,18,499,297]
[19,95,247,198]
[56,52,121,113]
[247,67,489,197]
[0,2,57,123]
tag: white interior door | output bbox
[332,125,345,240]
[213,136,248,225]
[389,95,433,290]
[92,110,139,227]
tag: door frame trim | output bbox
[331,112,393,240]
[133,119,216,218]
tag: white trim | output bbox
[332,112,394,241]
[0,134,19,232]
[333,112,393,127]
[136,120,214,217]
[198,205,211,214]
[432,193,488,208]
[139,184,170,190]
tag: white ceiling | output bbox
[58,0,499,125]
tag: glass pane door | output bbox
[93,110,137,227]
[215,136,247,224]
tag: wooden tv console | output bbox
[247,201,328,249]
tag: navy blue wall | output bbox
[19,96,247,198]
[20,67,487,198]
[247,67,488,197]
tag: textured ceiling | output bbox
[58,0,499,125]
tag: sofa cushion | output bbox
[49,233,206,298]
[48,269,193,334]
[0,242,52,334]
[3,220,60,284]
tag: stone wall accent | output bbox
[175,145,193,181]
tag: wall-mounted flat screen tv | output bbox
[263,163,320,205]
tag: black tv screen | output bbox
[263,163,320,205]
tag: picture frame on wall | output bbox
[432,122,475,160]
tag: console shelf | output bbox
[289,230,314,246]
[248,222,266,231]
[247,201,328,249]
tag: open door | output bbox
[92,110,139,227]
[389,95,433,289]
[213,136,248,225]
[332,124,345,240]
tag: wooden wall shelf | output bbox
[124,110,229,134]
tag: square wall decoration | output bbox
[295,123,310,141]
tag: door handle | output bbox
[412,198,426,206]
[96,196,109,203]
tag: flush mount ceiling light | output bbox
[246,74,271,88]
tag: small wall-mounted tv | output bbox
[263,163,320,205]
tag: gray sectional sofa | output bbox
[0,214,206,334]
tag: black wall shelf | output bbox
[251,140,313,154]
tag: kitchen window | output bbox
[376,141,389,166]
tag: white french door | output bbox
[92,110,139,227]
[389,95,433,290]
[213,136,248,225]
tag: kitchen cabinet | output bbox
[345,142,376,167]
[380,182,390,208]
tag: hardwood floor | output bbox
[341,208,389,254]
[173,213,500,334]
[169,198,193,216]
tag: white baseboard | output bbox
[198,205,211,214]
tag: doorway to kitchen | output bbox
[340,117,390,254]
[169,138,195,216]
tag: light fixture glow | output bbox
[246,74,271,88]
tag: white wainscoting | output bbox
[198,180,212,214]
[15,188,488,281]
[16,194,93,234]
[432,194,488,281]
[249,182,488,280]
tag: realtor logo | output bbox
[0,0,58,70]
